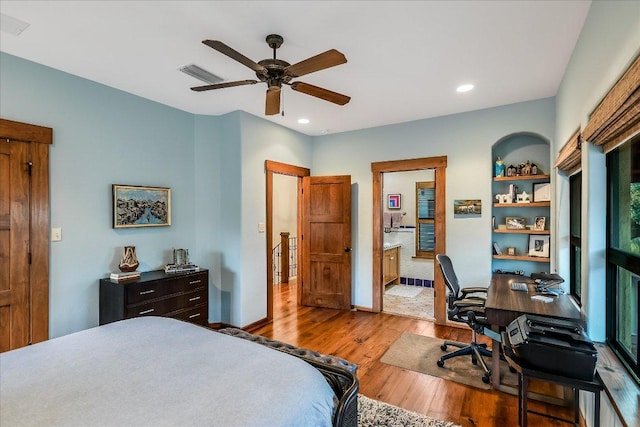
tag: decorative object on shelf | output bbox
[507,247,516,256]
[493,242,502,255]
[533,182,551,202]
[506,217,527,230]
[495,194,510,204]
[454,199,481,216]
[534,216,546,231]
[495,156,505,177]
[521,161,532,175]
[118,246,139,272]
[387,193,401,209]
[165,248,199,273]
[516,191,531,203]
[531,163,539,175]
[113,184,171,229]
[528,235,550,257]
[506,164,517,177]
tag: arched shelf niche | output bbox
[491,132,551,275]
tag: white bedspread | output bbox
[1,317,335,427]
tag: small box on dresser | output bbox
[99,269,209,326]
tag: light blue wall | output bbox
[554,0,640,341]
[1,53,197,338]
[312,99,555,307]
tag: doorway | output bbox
[382,170,435,320]
[372,156,447,325]
[265,161,309,322]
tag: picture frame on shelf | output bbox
[387,193,401,209]
[506,217,527,230]
[534,216,546,231]
[113,184,171,229]
[533,182,551,202]
[507,247,516,256]
[528,235,550,258]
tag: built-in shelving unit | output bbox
[491,134,551,275]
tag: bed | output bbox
[0,316,358,427]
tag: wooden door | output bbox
[0,141,31,351]
[0,119,51,352]
[301,176,352,310]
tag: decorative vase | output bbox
[119,246,139,272]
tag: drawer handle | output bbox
[139,290,155,295]
[139,308,155,315]
[189,296,201,302]
[189,313,201,319]
[189,280,201,285]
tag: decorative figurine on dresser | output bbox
[100,247,208,326]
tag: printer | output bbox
[504,314,597,381]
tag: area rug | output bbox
[380,332,517,390]
[385,284,424,298]
[358,395,461,427]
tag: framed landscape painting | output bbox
[113,185,171,228]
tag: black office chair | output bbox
[435,254,493,384]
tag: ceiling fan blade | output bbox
[265,87,281,115]
[202,40,267,75]
[290,82,350,105]
[191,80,258,92]
[285,49,347,78]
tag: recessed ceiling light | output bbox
[298,118,310,124]
[456,84,474,93]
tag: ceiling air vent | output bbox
[179,64,223,85]
[1,13,30,36]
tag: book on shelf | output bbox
[493,242,502,255]
[109,271,141,282]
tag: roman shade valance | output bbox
[583,54,640,153]
[555,128,582,175]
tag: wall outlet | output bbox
[51,227,62,242]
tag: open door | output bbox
[300,175,352,309]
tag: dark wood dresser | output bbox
[99,269,208,326]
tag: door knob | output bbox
[344,247,351,253]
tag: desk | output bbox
[484,273,583,391]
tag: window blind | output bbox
[555,128,582,175]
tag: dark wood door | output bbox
[0,119,51,352]
[0,141,31,351]
[301,175,352,310]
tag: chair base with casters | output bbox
[436,310,493,384]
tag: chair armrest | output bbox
[453,299,485,309]
[460,286,488,296]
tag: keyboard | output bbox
[511,282,529,292]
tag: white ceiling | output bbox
[0,1,591,136]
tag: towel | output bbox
[390,212,403,227]
[383,212,392,228]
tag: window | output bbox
[415,181,435,259]
[607,136,640,382]
[569,172,582,303]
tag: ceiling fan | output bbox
[191,34,351,115]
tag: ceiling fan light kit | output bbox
[191,34,351,116]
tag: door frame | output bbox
[0,118,52,344]
[265,160,310,321]
[371,156,447,324]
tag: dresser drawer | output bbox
[171,305,208,325]
[125,273,206,305]
[125,288,207,318]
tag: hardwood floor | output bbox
[253,283,574,427]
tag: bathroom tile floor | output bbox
[383,285,434,320]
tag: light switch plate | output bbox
[51,227,62,242]
[258,222,265,233]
